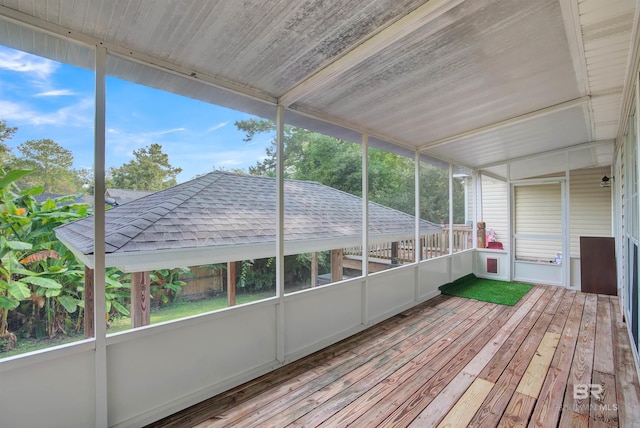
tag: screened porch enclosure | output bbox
[0,0,639,427]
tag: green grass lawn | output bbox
[108,291,276,333]
[1,291,275,358]
[439,275,533,306]
[0,333,86,359]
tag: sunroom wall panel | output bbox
[569,167,613,256]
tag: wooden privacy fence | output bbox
[151,266,225,302]
[344,224,473,263]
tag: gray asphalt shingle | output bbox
[55,171,441,256]
[105,188,153,205]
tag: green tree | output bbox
[237,120,363,193]
[109,143,182,191]
[13,138,78,194]
[235,119,464,221]
[75,167,94,192]
[0,120,17,166]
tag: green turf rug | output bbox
[439,274,533,306]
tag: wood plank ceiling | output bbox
[0,0,636,175]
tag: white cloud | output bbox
[106,127,189,157]
[0,48,57,80]
[157,128,186,135]
[218,159,244,166]
[35,89,76,97]
[206,121,228,133]
[0,100,27,121]
[0,98,93,127]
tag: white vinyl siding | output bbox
[569,167,612,256]
[514,183,562,261]
[481,175,509,251]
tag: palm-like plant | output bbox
[0,170,93,348]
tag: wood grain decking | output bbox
[147,285,640,427]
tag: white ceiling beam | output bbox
[279,0,466,107]
[476,139,614,170]
[418,96,590,151]
[614,0,640,155]
[558,0,589,97]
[558,0,594,142]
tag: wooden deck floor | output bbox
[148,285,640,427]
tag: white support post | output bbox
[414,150,421,301]
[464,178,469,225]
[507,164,513,282]
[361,133,369,325]
[449,163,454,256]
[564,154,571,288]
[276,104,285,362]
[473,170,482,249]
[476,171,484,221]
[93,45,108,428]
[634,73,640,318]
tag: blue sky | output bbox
[0,45,273,183]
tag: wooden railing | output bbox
[344,225,473,263]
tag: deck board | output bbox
[478,288,554,384]
[469,290,558,426]
[530,292,584,427]
[435,377,494,428]
[239,302,493,427]
[375,304,514,427]
[402,287,545,427]
[564,293,598,417]
[147,285,640,428]
[498,391,537,427]
[594,296,615,375]
[314,301,492,428]
[331,304,506,427]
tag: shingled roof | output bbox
[105,188,153,205]
[55,171,441,272]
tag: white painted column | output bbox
[564,154,571,288]
[464,177,469,224]
[473,170,482,249]
[449,163,454,255]
[361,133,369,325]
[275,104,285,362]
[635,75,640,312]
[507,164,513,281]
[414,150,421,301]
[93,45,108,428]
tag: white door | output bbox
[512,181,565,286]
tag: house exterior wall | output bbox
[569,167,613,256]
[481,168,613,287]
[481,175,509,251]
